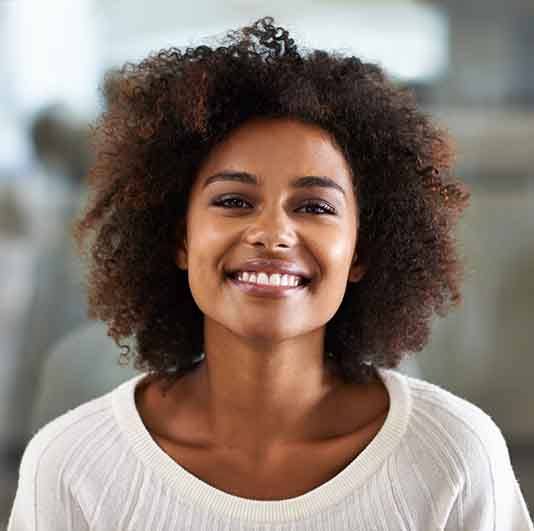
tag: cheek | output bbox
[315,226,356,277]
[330,234,354,265]
[187,221,229,282]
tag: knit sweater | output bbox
[8,368,534,530]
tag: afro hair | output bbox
[74,16,470,389]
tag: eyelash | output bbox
[211,195,337,215]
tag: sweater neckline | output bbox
[112,367,411,524]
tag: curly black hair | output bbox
[74,16,470,389]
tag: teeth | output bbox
[257,272,269,285]
[269,273,281,286]
[235,271,304,287]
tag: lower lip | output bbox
[226,275,309,298]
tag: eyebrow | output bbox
[202,170,346,197]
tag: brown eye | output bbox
[296,201,336,215]
[212,196,251,209]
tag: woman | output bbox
[8,16,533,530]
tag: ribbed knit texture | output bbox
[8,368,534,530]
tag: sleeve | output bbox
[6,430,90,531]
[444,416,534,531]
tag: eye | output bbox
[211,195,336,215]
[212,196,251,209]
[296,200,336,215]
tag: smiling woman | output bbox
[8,15,534,531]
[71,21,470,389]
[172,116,367,371]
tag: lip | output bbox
[225,258,312,280]
[227,274,309,299]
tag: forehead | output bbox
[197,117,353,183]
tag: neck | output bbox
[181,318,347,454]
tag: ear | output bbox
[175,219,188,271]
[348,252,367,284]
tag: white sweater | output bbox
[7,368,534,530]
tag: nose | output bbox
[243,204,297,250]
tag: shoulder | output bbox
[397,376,534,528]
[9,390,122,529]
[20,373,149,490]
[10,374,158,530]
[17,371,146,501]
[405,373,507,444]
[20,390,117,487]
[401,373,513,483]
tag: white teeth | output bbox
[269,273,281,286]
[257,272,269,285]
[235,271,304,287]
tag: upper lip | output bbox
[225,258,312,281]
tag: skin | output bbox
[137,117,389,479]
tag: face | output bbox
[176,117,366,344]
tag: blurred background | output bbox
[0,0,533,525]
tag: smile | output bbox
[226,272,310,298]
